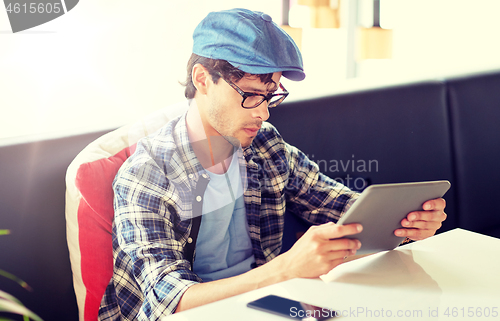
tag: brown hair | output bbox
[182,53,275,99]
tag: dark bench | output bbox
[1,69,499,320]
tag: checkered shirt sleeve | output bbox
[99,121,203,321]
[245,123,359,265]
[285,141,359,224]
[257,123,359,224]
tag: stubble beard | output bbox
[206,101,261,148]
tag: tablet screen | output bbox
[337,180,451,254]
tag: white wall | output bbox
[0,1,283,141]
[358,0,500,80]
[1,0,500,142]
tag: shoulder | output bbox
[248,122,294,175]
[125,116,184,171]
[252,122,285,153]
[253,122,304,160]
[113,116,186,195]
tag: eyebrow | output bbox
[242,83,279,94]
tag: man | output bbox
[99,8,447,320]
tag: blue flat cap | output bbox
[193,8,305,81]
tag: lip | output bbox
[244,127,260,136]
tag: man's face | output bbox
[202,72,282,148]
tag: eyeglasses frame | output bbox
[215,72,289,109]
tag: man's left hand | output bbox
[394,198,447,241]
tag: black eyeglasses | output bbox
[216,72,289,109]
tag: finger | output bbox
[322,238,362,252]
[327,258,346,269]
[311,222,363,241]
[394,227,434,241]
[323,248,357,262]
[422,198,446,211]
[399,219,442,231]
[404,210,447,223]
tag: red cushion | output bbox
[75,146,132,321]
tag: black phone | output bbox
[247,294,339,320]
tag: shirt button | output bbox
[201,173,208,179]
[196,196,202,202]
[188,174,194,179]
[187,237,193,244]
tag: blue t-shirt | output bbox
[193,149,255,282]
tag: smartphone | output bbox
[247,295,339,320]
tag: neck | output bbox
[186,100,234,174]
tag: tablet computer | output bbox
[337,180,451,254]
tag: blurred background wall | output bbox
[1,0,499,142]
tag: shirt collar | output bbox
[172,110,207,180]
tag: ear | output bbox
[192,63,210,95]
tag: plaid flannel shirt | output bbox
[98,113,359,321]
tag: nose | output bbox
[251,100,270,122]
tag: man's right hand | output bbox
[278,222,362,279]
[176,222,362,313]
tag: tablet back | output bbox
[337,180,451,254]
